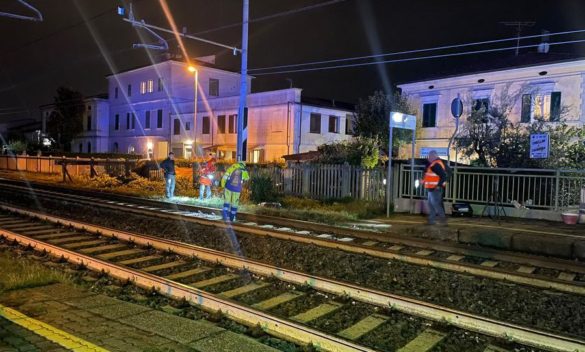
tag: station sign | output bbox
[530,133,550,159]
[390,112,416,130]
[420,147,449,158]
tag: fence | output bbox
[398,164,585,211]
[0,155,137,179]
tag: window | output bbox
[79,143,82,153]
[310,113,321,134]
[131,113,136,129]
[328,116,339,133]
[229,114,237,134]
[422,103,437,128]
[115,114,120,130]
[550,91,561,122]
[87,142,91,154]
[473,98,489,111]
[521,94,532,123]
[218,115,226,134]
[185,122,191,131]
[157,109,163,128]
[209,79,219,97]
[202,116,210,134]
[145,111,151,129]
[345,114,353,135]
[126,113,130,130]
[157,78,163,92]
[113,142,119,153]
[140,81,146,94]
[87,114,92,131]
[87,105,91,110]
[127,84,132,97]
[147,79,154,93]
[115,87,119,99]
[173,119,181,135]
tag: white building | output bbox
[40,94,110,153]
[104,58,353,162]
[398,57,585,161]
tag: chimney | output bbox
[537,30,550,54]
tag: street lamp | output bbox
[188,65,198,159]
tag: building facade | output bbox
[398,58,585,161]
[104,59,353,161]
[41,95,110,153]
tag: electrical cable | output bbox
[249,28,585,72]
[251,38,585,76]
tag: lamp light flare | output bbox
[158,0,190,61]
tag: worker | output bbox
[160,152,176,199]
[421,150,448,225]
[220,161,250,222]
[199,155,216,201]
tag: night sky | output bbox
[1,0,585,124]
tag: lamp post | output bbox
[188,66,198,159]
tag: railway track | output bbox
[0,204,583,352]
[0,179,584,297]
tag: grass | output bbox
[0,251,69,293]
[1,171,386,225]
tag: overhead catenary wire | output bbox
[250,38,585,76]
[249,28,585,73]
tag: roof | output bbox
[282,150,321,162]
[301,96,355,112]
[398,52,585,85]
[105,58,244,77]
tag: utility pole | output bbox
[236,0,249,162]
[501,21,535,56]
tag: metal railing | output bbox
[399,164,585,211]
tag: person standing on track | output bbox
[220,161,249,222]
[160,152,176,199]
[422,150,448,226]
[198,155,216,201]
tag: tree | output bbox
[47,87,85,151]
[315,137,380,168]
[353,91,416,155]
[456,86,585,169]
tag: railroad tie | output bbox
[396,329,447,352]
[415,250,434,256]
[483,345,510,352]
[516,266,536,274]
[337,314,388,341]
[6,225,53,232]
[480,260,499,268]
[141,260,186,273]
[98,249,145,261]
[165,267,212,281]
[446,255,465,262]
[252,291,305,310]
[49,235,93,244]
[290,301,344,323]
[34,232,79,239]
[557,272,576,281]
[219,282,270,299]
[117,255,161,266]
[24,228,69,235]
[389,245,404,251]
[62,240,107,249]
[190,274,239,289]
[361,241,378,247]
[79,244,126,254]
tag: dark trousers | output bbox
[427,188,446,224]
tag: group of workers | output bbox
[159,152,249,222]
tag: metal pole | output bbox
[193,69,198,158]
[386,124,393,217]
[410,130,415,214]
[236,0,249,162]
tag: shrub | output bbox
[249,173,278,203]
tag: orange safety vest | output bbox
[423,159,446,189]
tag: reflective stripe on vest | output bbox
[423,159,446,189]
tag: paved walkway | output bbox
[0,283,278,352]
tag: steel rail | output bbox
[0,228,374,352]
[1,180,583,274]
[1,183,584,296]
[1,204,583,352]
